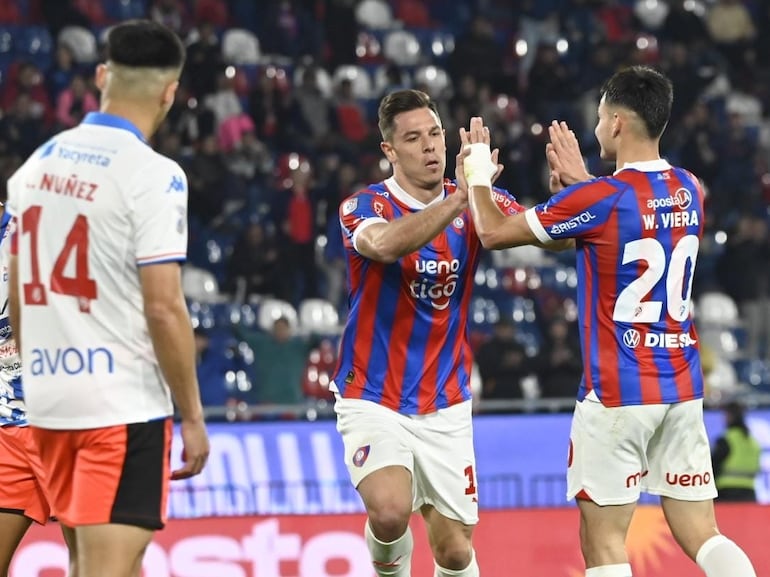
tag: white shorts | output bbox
[567,391,717,506]
[335,397,478,525]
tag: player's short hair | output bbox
[105,20,185,70]
[600,66,673,140]
[378,89,440,142]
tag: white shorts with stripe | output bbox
[567,391,717,505]
[335,397,479,525]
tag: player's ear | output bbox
[380,140,396,163]
[162,79,180,109]
[611,113,622,138]
[94,64,108,93]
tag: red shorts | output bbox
[0,425,51,524]
[30,418,172,529]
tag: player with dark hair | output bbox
[332,88,517,577]
[7,20,209,577]
[463,66,757,577]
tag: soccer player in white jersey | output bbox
[6,20,209,577]
[462,66,756,577]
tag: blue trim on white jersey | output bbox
[81,112,147,143]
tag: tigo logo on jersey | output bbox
[167,175,186,193]
[353,445,370,467]
[646,188,692,211]
[410,259,460,311]
[623,329,641,349]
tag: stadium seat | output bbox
[383,30,422,66]
[256,298,298,332]
[182,265,223,304]
[332,64,373,99]
[697,291,740,327]
[299,298,340,335]
[17,26,52,69]
[58,26,98,63]
[413,65,450,97]
[102,0,147,21]
[222,28,261,65]
[355,0,394,30]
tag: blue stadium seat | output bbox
[102,0,147,21]
[16,26,53,70]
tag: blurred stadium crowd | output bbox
[0,0,769,417]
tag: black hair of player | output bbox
[378,89,440,142]
[106,20,185,69]
[600,66,673,140]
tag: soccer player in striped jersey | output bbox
[464,66,756,577]
[331,89,524,577]
[0,205,77,576]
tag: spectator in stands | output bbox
[291,66,335,150]
[0,93,47,158]
[247,66,294,149]
[449,15,504,91]
[225,221,279,300]
[302,337,337,401]
[324,0,358,69]
[236,317,315,405]
[194,326,236,407]
[334,78,371,145]
[476,319,534,401]
[706,0,756,69]
[185,134,231,224]
[717,213,770,360]
[712,401,762,502]
[55,73,98,128]
[536,318,582,399]
[46,43,78,101]
[150,0,190,36]
[1,62,51,127]
[184,20,223,99]
[193,0,229,29]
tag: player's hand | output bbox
[546,121,592,190]
[459,117,504,187]
[171,418,210,480]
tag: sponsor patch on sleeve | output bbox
[342,198,358,216]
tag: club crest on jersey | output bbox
[623,329,641,349]
[353,445,370,467]
[342,198,358,216]
[373,200,385,218]
[453,216,465,229]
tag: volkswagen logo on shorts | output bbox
[623,329,641,349]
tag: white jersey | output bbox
[0,215,25,426]
[6,112,188,429]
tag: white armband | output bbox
[463,143,497,188]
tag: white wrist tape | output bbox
[463,143,497,188]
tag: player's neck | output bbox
[98,100,158,141]
[614,141,661,171]
[392,174,444,205]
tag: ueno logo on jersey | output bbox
[58,146,112,167]
[647,188,692,211]
[549,211,596,235]
[622,329,697,349]
[410,259,460,310]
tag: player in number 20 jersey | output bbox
[526,162,706,407]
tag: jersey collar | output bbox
[81,112,147,143]
[384,176,445,210]
[614,159,671,174]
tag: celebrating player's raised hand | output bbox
[546,120,592,190]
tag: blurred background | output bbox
[3,1,770,575]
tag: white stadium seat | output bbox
[58,26,98,63]
[355,0,394,30]
[299,298,340,335]
[383,30,422,66]
[697,291,740,327]
[257,298,298,332]
[222,28,260,65]
[181,265,222,304]
[333,64,373,99]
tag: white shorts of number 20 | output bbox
[567,390,718,505]
[335,397,479,525]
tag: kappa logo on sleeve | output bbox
[166,175,186,193]
[342,198,358,216]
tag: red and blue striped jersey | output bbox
[525,160,706,407]
[333,177,523,414]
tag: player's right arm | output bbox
[351,190,467,263]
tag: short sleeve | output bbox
[131,157,189,266]
[339,190,392,254]
[525,178,625,243]
[490,186,526,216]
